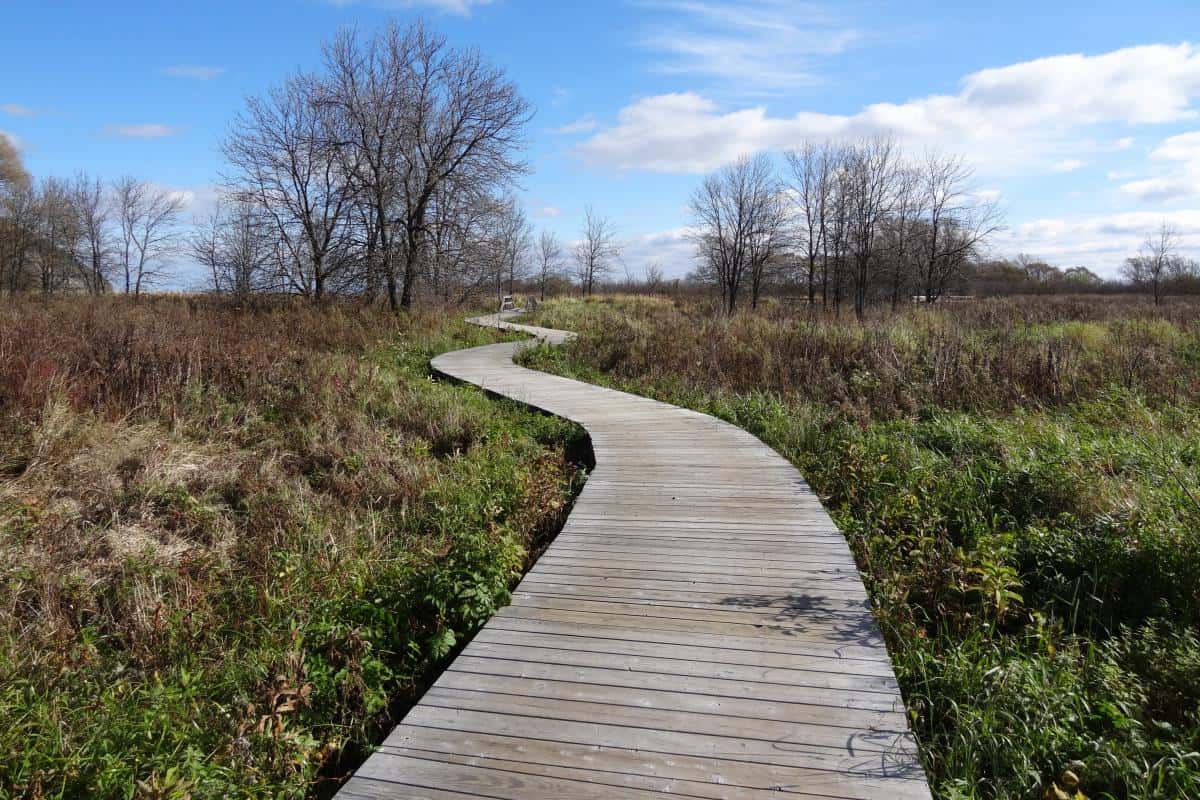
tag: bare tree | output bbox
[644,260,664,293]
[34,177,80,294]
[489,196,530,302]
[1122,222,1179,305]
[385,23,532,310]
[113,177,184,296]
[1168,255,1200,281]
[72,173,111,294]
[223,72,356,301]
[536,230,563,300]
[574,206,618,296]
[688,154,779,314]
[320,24,411,307]
[747,185,788,310]
[917,152,1001,303]
[883,165,924,309]
[0,182,38,294]
[843,137,899,319]
[214,21,530,309]
[423,177,500,303]
[192,200,277,299]
[825,160,854,314]
[785,142,837,307]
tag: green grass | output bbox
[0,300,586,798]
[518,295,1200,800]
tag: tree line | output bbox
[0,13,625,310]
[0,135,185,297]
[687,139,1003,317]
[4,19,1197,310]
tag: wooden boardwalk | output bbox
[337,314,931,800]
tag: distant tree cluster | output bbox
[965,230,1200,302]
[967,256,1107,296]
[0,136,183,296]
[1119,223,1200,305]
[207,21,533,308]
[687,139,1002,316]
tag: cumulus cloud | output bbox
[1119,130,1200,202]
[1149,130,1200,161]
[577,43,1200,174]
[617,226,697,279]
[164,65,226,80]
[999,209,1200,274]
[102,124,181,138]
[1119,175,1196,203]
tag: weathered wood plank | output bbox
[335,313,930,799]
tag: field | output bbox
[518,294,1200,800]
[0,297,586,798]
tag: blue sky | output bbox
[5,0,1200,280]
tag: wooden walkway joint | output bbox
[338,313,931,799]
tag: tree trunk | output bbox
[399,243,418,311]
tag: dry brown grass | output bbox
[534,293,1200,423]
[0,295,583,797]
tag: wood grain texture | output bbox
[336,313,930,799]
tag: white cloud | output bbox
[102,124,181,138]
[577,43,1200,174]
[1119,130,1200,202]
[164,65,226,80]
[1001,209,1200,274]
[327,0,491,16]
[554,115,597,135]
[1150,130,1200,161]
[167,183,220,218]
[577,92,779,173]
[1,103,35,117]
[550,87,571,107]
[1051,159,1085,172]
[1115,136,1135,149]
[617,226,697,279]
[535,206,562,218]
[636,0,858,91]
[1119,175,1195,203]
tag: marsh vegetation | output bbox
[520,294,1200,800]
[0,296,586,797]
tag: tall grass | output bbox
[520,294,1200,800]
[528,295,1200,423]
[0,296,586,798]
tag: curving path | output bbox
[338,313,931,800]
